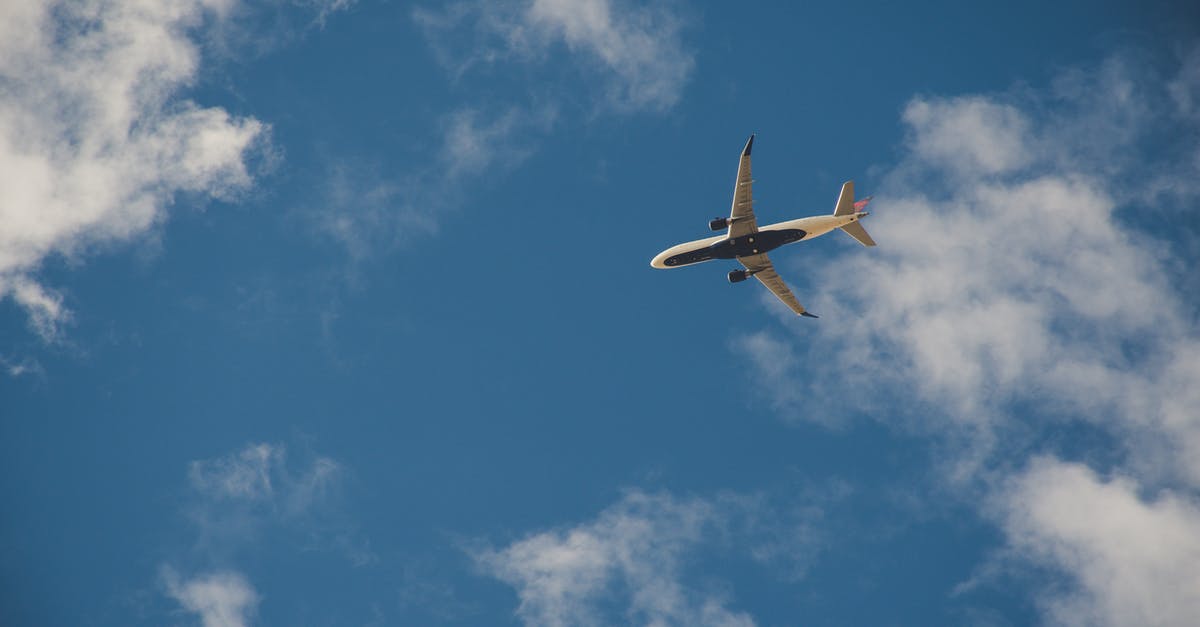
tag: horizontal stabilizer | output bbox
[840,221,876,247]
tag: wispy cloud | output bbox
[0,0,266,341]
[440,107,549,177]
[474,488,829,626]
[328,0,695,265]
[0,352,43,378]
[414,0,694,112]
[162,441,370,623]
[188,441,341,513]
[185,442,358,551]
[733,46,1200,624]
[309,104,555,264]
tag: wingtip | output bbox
[800,311,819,319]
[742,134,755,156]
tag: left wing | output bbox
[739,253,818,318]
[728,135,759,239]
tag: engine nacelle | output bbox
[709,217,729,231]
[727,269,751,283]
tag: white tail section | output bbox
[832,180,877,247]
[833,181,856,216]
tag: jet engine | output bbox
[727,269,752,283]
[709,217,729,231]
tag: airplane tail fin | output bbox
[832,181,877,247]
[833,181,856,216]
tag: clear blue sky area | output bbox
[2,1,1199,625]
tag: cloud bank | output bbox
[735,48,1200,624]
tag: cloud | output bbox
[189,443,282,502]
[6,278,70,343]
[312,106,547,261]
[414,0,694,112]
[164,568,260,627]
[317,0,690,266]
[728,331,824,426]
[0,352,43,378]
[162,442,369,623]
[182,441,373,566]
[733,47,1200,623]
[441,107,545,177]
[307,0,357,28]
[0,0,266,341]
[188,442,344,523]
[475,489,829,627]
[310,104,556,264]
[1001,459,1200,627]
[309,165,437,265]
[475,491,751,627]
[902,97,1031,177]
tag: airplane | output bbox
[650,134,876,318]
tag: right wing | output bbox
[739,253,818,318]
[728,135,759,239]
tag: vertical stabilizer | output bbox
[833,181,856,216]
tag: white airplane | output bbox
[650,134,876,318]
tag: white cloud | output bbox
[164,568,260,627]
[1001,459,1200,627]
[733,49,1200,623]
[0,0,266,340]
[475,489,830,627]
[475,492,740,627]
[6,277,70,343]
[753,50,1200,466]
[414,0,694,112]
[902,97,1031,177]
[519,0,693,111]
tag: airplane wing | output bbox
[739,253,818,318]
[728,135,759,238]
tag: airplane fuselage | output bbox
[650,213,866,269]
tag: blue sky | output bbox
[2,1,1199,625]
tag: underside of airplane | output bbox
[651,134,876,317]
